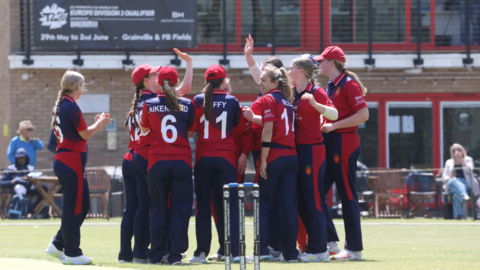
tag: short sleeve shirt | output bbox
[324,73,368,133]
[52,95,88,153]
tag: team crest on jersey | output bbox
[305,165,312,175]
[333,154,340,163]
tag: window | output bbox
[331,0,406,43]
[441,102,480,168]
[241,0,301,46]
[387,102,433,169]
[197,0,236,44]
[358,102,378,167]
[410,0,431,43]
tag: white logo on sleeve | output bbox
[39,4,68,29]
[355,96,362,100]
[265,109,271,114]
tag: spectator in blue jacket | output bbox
[7,120,44,166]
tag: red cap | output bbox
[131,64,161,85]
[157,66,178,86]
[313,46,346,63]
[205,64,229,81]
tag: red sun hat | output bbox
[313,46,346,63]
[205,64,229,81]
[131,64,161,85]
[157,66,179,86]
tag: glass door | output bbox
[441,102,480,168]
[358,102,379,167]
[386,102,433,169]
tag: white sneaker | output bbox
[62,255,93,265]
[327,241,341,255]
[208,253,224,261]
[331,249,363,261]
[45,242,64,261]
[171,261,182,265]
[268,246,283,261]
[188,252,207,263]
[249,254,271,261]
[299,251,330,262]
[118,259,132,263]
[132,258,148,264]
[161,254,169,264]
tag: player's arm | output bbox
[243,107,263,126]
[260,121,273,179]
[173,48,192,96]
[140,103,150,133]
[244,35,262,83]
[302,92,338,121]
[78,113,111,140]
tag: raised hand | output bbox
[244,34,254,56]
[174,48,192,63]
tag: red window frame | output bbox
[181,0,469,54]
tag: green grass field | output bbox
[1,218,479,269]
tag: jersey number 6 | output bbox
[52,115,64,143]
[161,115,178,143]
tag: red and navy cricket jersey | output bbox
[293,83,335,145]
[193,90,241,152]
[250,97,263,151]
[232,116,253,158]
[52,95,88,153]
[324,72,368,133]
[135,90,157,150]
[140,93,196,157]
[261,89,296,148]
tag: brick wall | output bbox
[10,0,20,52]
[0,0,11,170]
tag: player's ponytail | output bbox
[162,79,183,112]
[263,65,293,104]
[52,70,84,128]
[333,60,367,96]
[128,74,148,129]
[202,78,224,120]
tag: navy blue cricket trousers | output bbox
[148,155,193,264]
[252,150,283,252]
[194,152,239,258]
[296,143,328,254]
[258,149,299,261]
[52,151,90,257]
[322,132,363,251]
[132,152,150,259]
[118,150,138,261]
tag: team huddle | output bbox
[43,36,369,265]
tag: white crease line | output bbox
[1,222,479,226]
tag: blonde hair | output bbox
[161,80,183,112]
[52,70,84,128]
[292,57,317,85]
[331,60,367,96]
[262,65,293,103]
[450,143,467,160]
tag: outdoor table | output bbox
[22,176,62,219]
